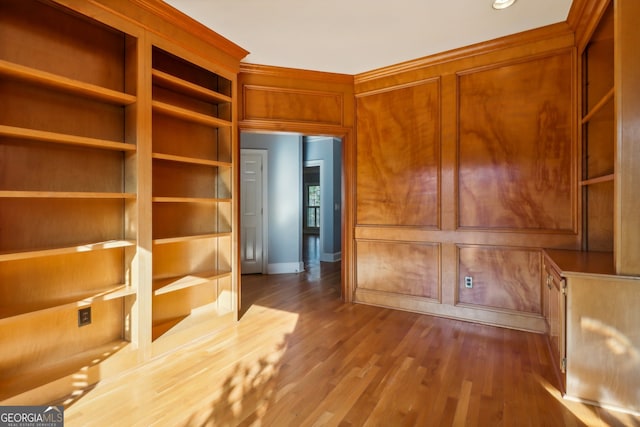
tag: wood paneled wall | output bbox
[237,64,356,301]
[237,24,583,331]
[353,24,578,332]
[238,64,355,131]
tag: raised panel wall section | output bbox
[356,240,440,301]
[356,79,441,227]
[457,52,574,232]
[458,245,542,315]
[353,25,575,332]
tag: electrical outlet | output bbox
[464,276,473,289]
[78,307,92,327]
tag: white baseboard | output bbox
[267,262,305,274]
[320,251,341,263]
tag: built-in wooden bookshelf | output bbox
[0,0,140,401]
[580,2,614,252]
[150,46,234,345]
[542,0,640,415]
[0,0,244,403]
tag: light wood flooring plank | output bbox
[58,259,639,426]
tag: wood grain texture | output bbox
[0,81,125,141]
[59,262,638,426]
[583,100,614,180]
[565,274,640,414]
[356,240,440,300]
[0,198,124,252]
[0,249,124,316]
[152,113,222,161]
[0,298,123,380]
[0,139,123,192]
[356,80,440,226]
[0,0,126,91]
[458,52,574,231]
[569,0,612,54]
[458,246,542,315]
[243,85,343,125]
[615,0,640,276]
[152,159,220,198]
[585,181,614,252]
[542,256,566,391]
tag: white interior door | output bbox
[240,150,265,274]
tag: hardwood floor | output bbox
[62,259,638,426]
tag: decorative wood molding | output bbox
[354,226,581,248]
[242,85,344,126]
[126,0,249,60]
[355,288,546,333]
[355,76,441,98]
[567,0,611,52]
[354,22,573,84]
[240,63,354,85]
[239,120,351,136]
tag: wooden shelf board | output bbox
[152,100,232,128]
[544,249,615,276]
[151,302,233,343]
[0,191,136,199]
[582,87,614,124]
[152,152,232,168]
[153,270,232,295]
[0,240,135,262]
[0,125,136,151]
[152,69,232,104]
[0,284,135,322]
[152,232,231,245]
[0,59,136,106]
[152,196,231,204]
[580,174,614,186]
[0,339,130,402]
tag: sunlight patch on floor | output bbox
[535,372,605,427]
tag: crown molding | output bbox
[566,0,611,53]
[354,22,573,84]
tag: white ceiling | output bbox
[163,0,573,75]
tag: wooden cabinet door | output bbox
[548,271,566,375]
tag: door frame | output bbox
[236,126,355,306]
[240,148,268,275]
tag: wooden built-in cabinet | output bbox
[0,0,245,403]
[542,254,567,392]
[541,0,640,415]
[543,250,640,414]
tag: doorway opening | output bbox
[239,132,343,283]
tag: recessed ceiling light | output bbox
[492,0,517,9]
